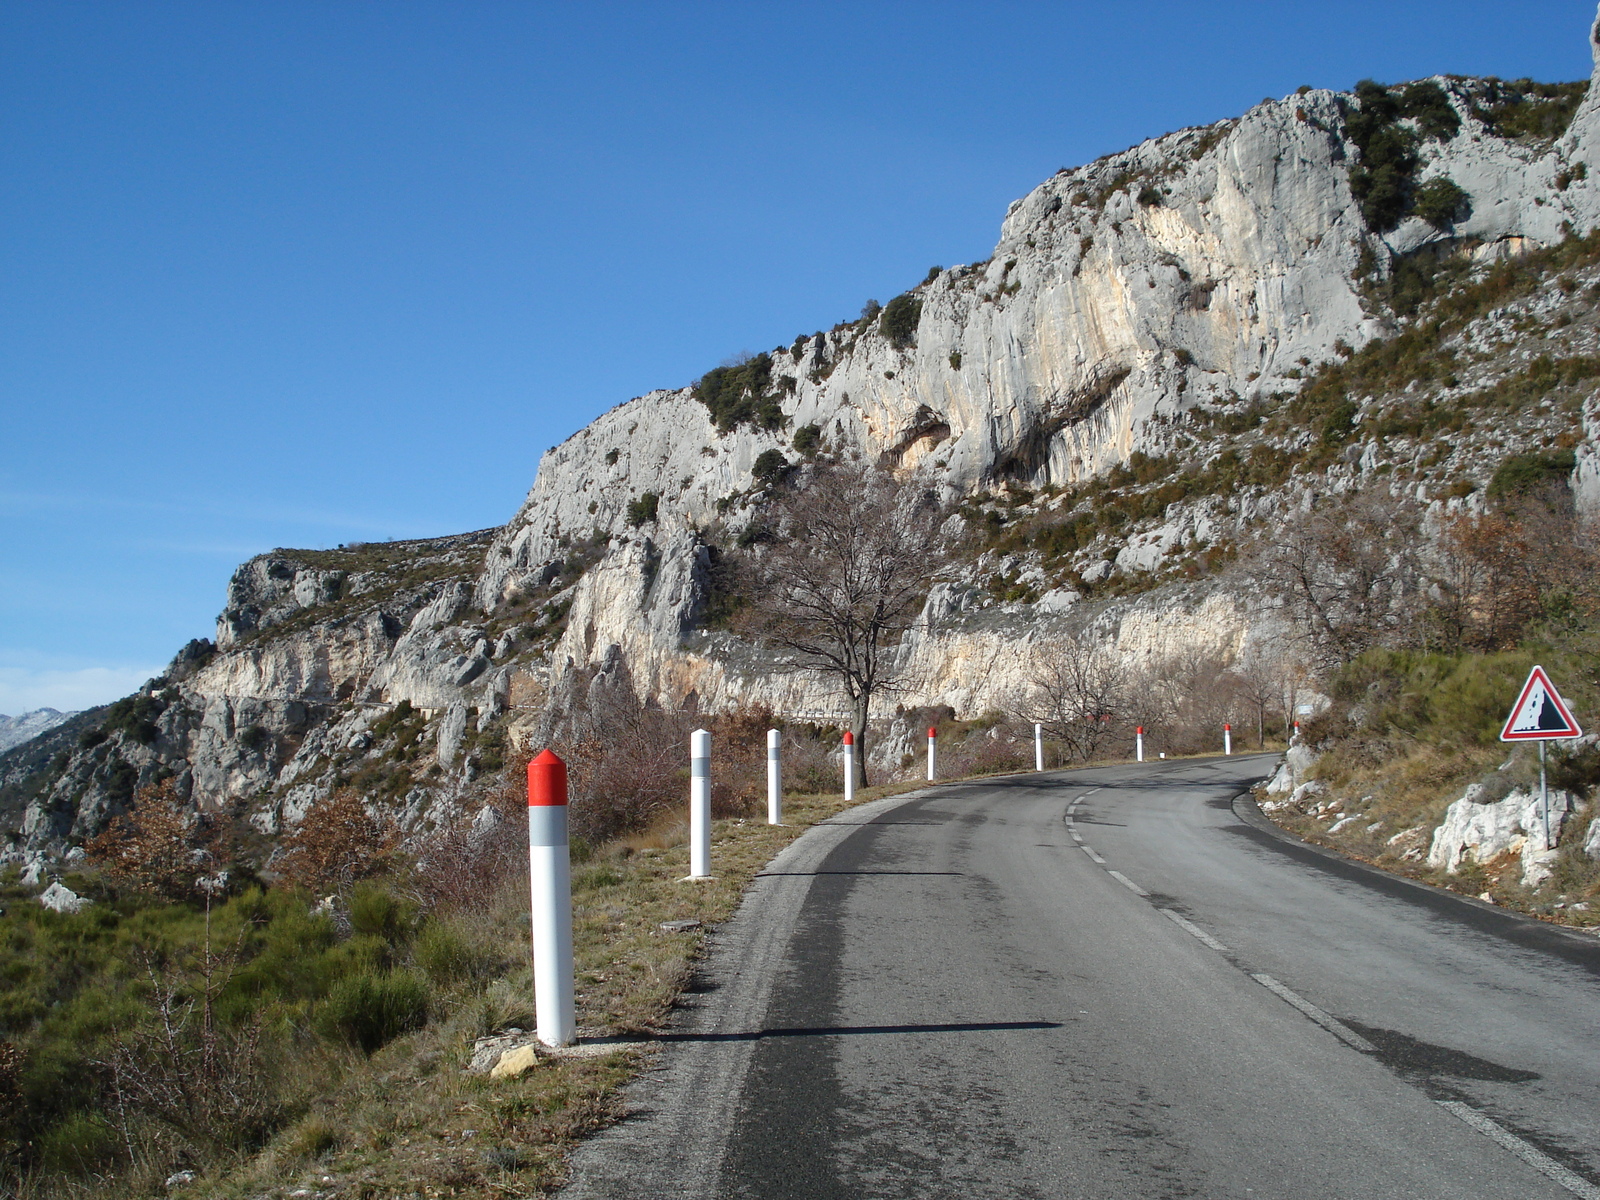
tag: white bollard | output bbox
[527,750,576,1047]
[927,726,938,781]
[1224,723,1232,756]
[689,728,712,879]
[1035,722,1044,772]
[767,728,782,825]
[842,731,856,803]
[1136,725,1144,763]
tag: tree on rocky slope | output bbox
[735,463,953,787]
[1258,490,1426,670]
[1019,633,1129,763]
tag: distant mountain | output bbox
[0,709,77,754]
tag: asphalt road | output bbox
[563,756,1600,1199]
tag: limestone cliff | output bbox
[7,8,1600,859]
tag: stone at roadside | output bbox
[1585,817,1600,861]
[1427,783,1575,887]
[491,1045,541,1079]
[468,1028,536,1074]
[164,1170,196,1189]
[660,919,701,933]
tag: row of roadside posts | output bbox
[523,703,1383,1046]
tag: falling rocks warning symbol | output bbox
[1500,666,1583,741]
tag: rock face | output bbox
[1427,782,1577,887]
[0,710,76,754]
[9,8,1600,857]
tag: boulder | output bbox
[1427,784,1576,887]
[38,881,87,913]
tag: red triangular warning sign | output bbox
[1500,665,1583,741]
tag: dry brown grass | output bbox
[174,779,924,1200]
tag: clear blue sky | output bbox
[2,1,1595,713]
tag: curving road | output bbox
[563,756,1600,1199]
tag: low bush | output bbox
[317,970,430,1054]
[878,293,922,348]
[625,492,659,527]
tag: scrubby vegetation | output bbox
[692,353,786,432]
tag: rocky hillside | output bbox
[7,8,1600,864]
[0,711,76,755]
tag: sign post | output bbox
[1500,665,1583,850]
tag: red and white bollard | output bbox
[1034,722,1044,772]
[689,729,711,879]
[1224,723,1232,756]
[1136,726,1145,763]
[842,731,855,803]
[767,728,782,825]
[527,750,575,1047]
[927,726,938,781]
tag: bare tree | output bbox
[736,463,952,786]
[1258,489,1425,669]
[1019,632,1130,763]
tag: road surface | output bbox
[563,756,1600,1199]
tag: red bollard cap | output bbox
[842,731,854,745]
[928,727,938,739]
[528,749,569,807]
[1225,723,1231,731]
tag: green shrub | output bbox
[1477,79,1588,141]
[101,693,164,745]
[626,493,659,527]
[347,881,416,943]
[1487,449,1576,504]
[791,424,821,456]
[414,919,501,988]
[878,293,922,348]
[1136,185,1162,207]
[1412,177,1470,228]
[752,449,789,484]
[318,970,429,1054]
[37,1111,118,1175]
[1320,400,1360,445]
[948,350,962,370]
[693,353,783,431]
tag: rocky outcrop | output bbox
[1427,782,1577,887]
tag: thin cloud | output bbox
[0,664,162,716]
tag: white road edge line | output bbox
[1437,1101,1600,1200]
[1160,908,1230,952]
[1107,870,1148,896]
[1081,846,1105,864]
[1250,973,1377,1053]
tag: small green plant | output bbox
[317,970,429,1055]
[949,350,962,370]
[604,448,620,465]
[791,424,821,456]
[626,492,659,527]
[1137,185,1162,207]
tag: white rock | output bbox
[1427,785,1576,887]
[38,882,86,913]
[1584,816,1600,861]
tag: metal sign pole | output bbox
[1541,740,1550,851]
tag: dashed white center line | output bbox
[1107,870,1148,896]
[1068,830,1083,843]
[1080,846,1106,864]
[1161,908,1230,952]
[1250,973,1376,1053]
[1437,1102,1600,1199]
